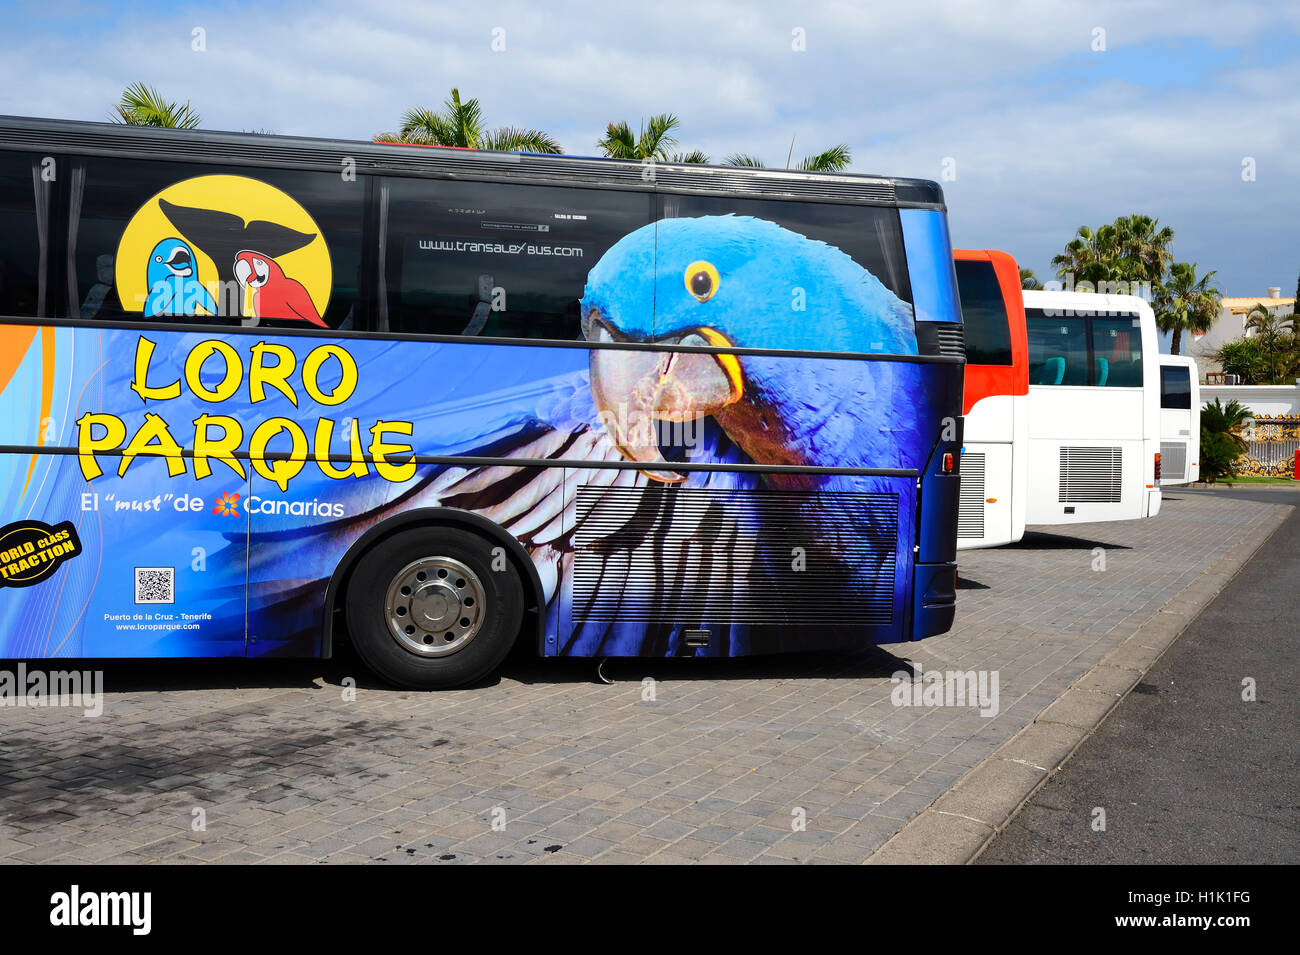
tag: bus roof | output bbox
[1022,289,1156,315]
[0,113,946,210]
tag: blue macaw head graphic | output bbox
[146,237,199,288]
[582,215,916,353]
[579,215,920,479]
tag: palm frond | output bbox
[795,144,851,172]
[638,113,680,159]
[398,106,457,145]
[480,126,563,154]
[596,121,638,159]
[111,83,201,128]
[669,150,709,164]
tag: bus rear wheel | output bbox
[344,526,523,689]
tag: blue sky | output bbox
[2,0,1297,297]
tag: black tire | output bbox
[344,526,524,689]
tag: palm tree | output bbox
[1244,304,1295,382]
[1051,215,1174,293]
[1111,214,1175,287]
[111,83,201,128]
[1156,261,1222,355]
[722,143,852,172]
[596,114,706,162]
[376,88,561,153]
[1020,268,1044,290]
[1051,224,1118,284]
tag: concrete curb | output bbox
[1181,482,1298,491]
[863,501,1293,865]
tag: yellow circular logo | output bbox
[114,174,332,326]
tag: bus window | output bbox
[0,152,47,316]
[953,258,1012,364]
[1026,308,1088,385]
[1161,364,1192,408]
[1091,314,1143,387]
[382,177,653,339]
[68,158,363,328]
[658,193,913,309]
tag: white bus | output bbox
[1022,290,1162,526]
[1158,354,1200,485]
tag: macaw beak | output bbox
[585,309,744,483]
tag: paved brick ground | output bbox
[0,492,1286,864]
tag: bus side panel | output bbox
[0,327,247,658]
[6,322,951,659]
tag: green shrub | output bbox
[1199,427,1245,482]
[1214,338,1267,384]
[1198,398,1250,482]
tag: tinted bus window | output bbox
[1026,307,1088,385]
[954,258,1012,365]
[68,158,363,328]
[382,177,652,338]
[1091,314,1143,387]
[1161,365,1191,408]
[659,193,912,307]
[0,151,48,316]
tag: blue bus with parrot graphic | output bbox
[0,115,964,688]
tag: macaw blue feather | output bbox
[583,215,917,355]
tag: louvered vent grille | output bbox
[1160,441,1187,481]
[936,323,966,359]
[1058,447,1123,503]
[572,486,899,624]
[957,452,986,538]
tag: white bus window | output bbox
[1091,315,1143,387]
[1026,309,1088,385]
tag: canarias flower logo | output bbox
[114,175,332,326]
[212,491,242,517]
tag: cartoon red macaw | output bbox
[233,250,326,327]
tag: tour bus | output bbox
[952,249,1028,549]
[1158,354,1200,485]
[0,115,965,688]
[1021,289,1162,525]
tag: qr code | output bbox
[134,567,174,604]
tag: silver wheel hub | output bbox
[384,556,485,657]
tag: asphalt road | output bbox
[977,486,1300,864]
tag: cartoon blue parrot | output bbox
[144,237,217,318]
[212,216,931,659]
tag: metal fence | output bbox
[1238,416,1300,477]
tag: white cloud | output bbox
[0,0,1296,292]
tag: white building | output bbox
[1187,286,1296,382]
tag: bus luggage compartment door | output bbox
[560,473,917,655]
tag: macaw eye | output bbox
[684,261,720,303]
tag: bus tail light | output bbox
[942,452,954,473]
[1154,452,1161,483]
